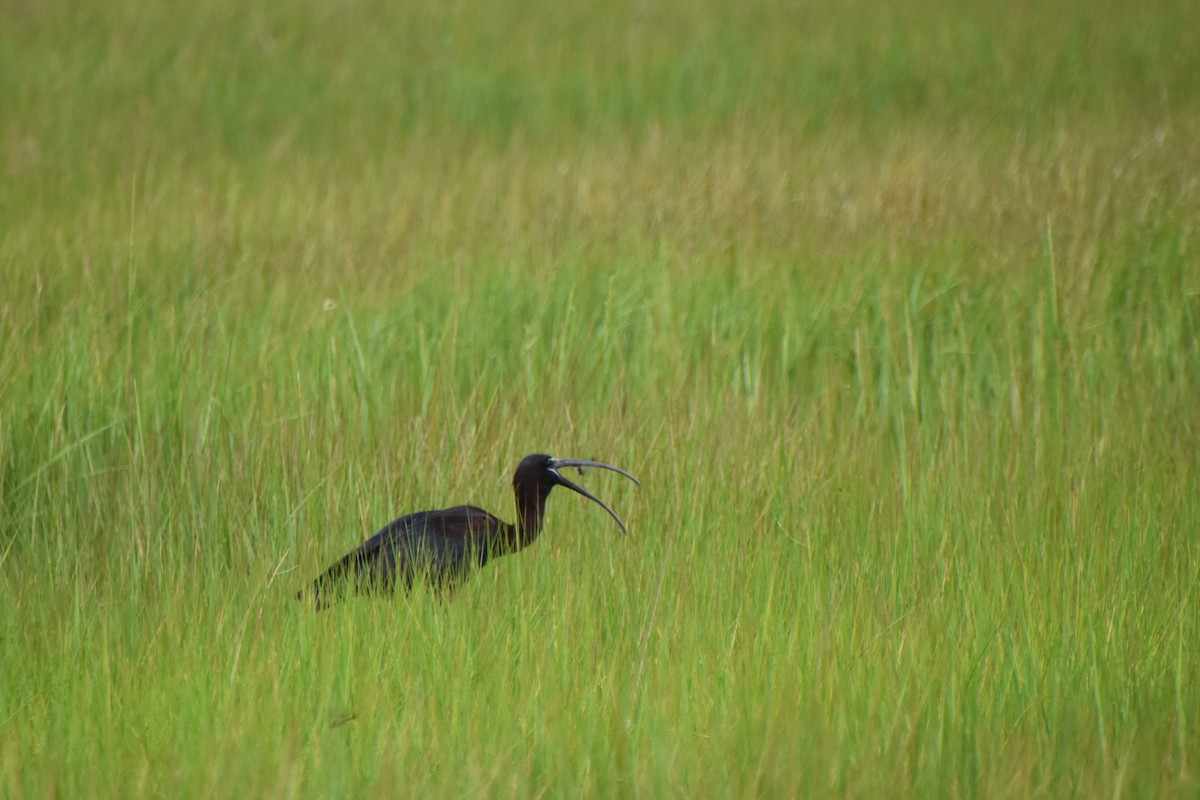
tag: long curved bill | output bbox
[548,457,640,534]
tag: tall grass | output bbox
[2,0,1198,796]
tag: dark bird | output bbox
[298,453,639,608]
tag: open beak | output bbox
[547,457,640,534]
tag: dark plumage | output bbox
[298,453,639,608]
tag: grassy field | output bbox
[2,0,1199,796]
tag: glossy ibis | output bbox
[298,453,639,608]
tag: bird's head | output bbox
[514,453,640,533]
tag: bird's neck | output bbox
[507,484,550,553]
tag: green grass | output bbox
[2,0,1199,796]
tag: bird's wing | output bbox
[301,505,506,607]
